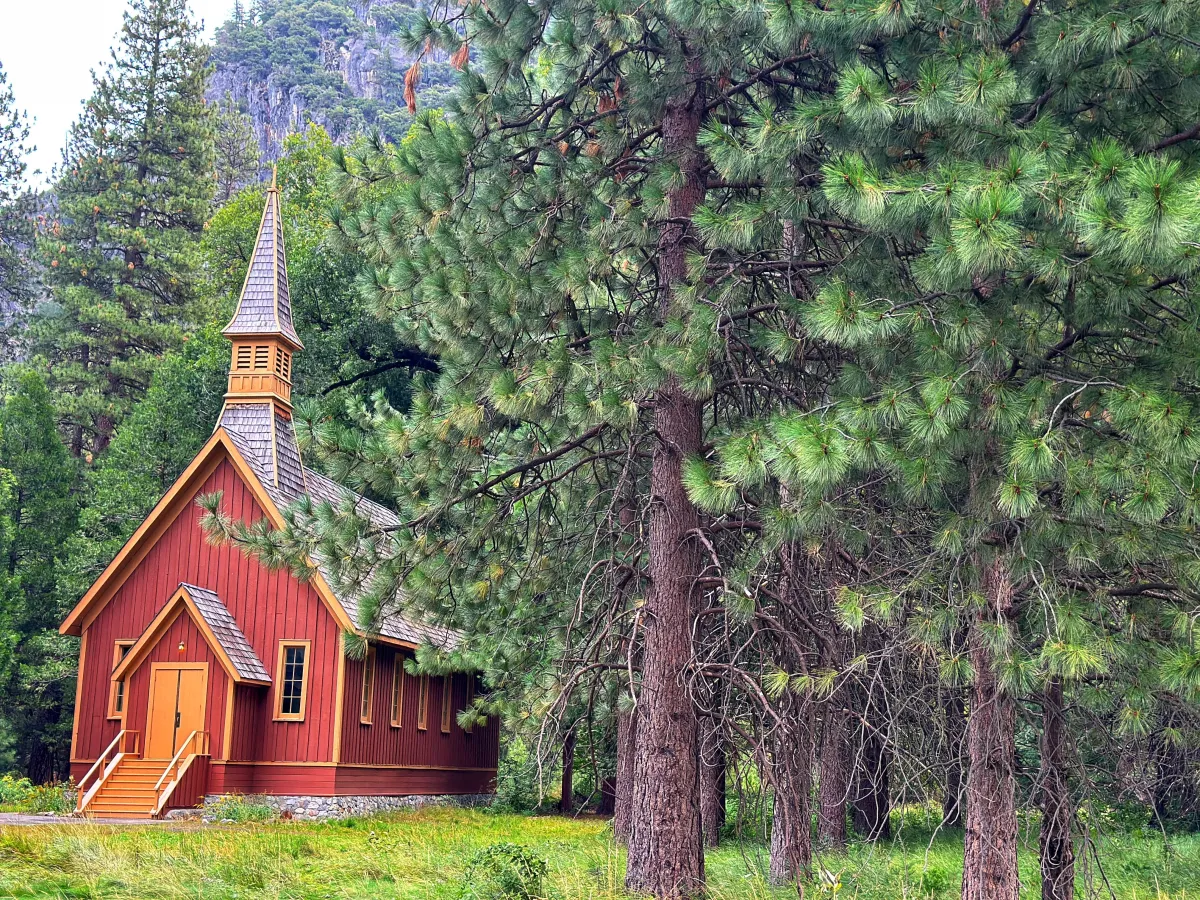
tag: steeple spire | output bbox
[221,179,302,416]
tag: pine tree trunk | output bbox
[561,728,576,815]
[1039,677,1074,900]
[624,43,707,900]
[614,704,638,843]
[961,556,1019,900]
[770,689,815,884]
[699,717,725,848]
[851,728,891,841]
[769,537,817,884]
[943,689,966,827]
[817,702,850,848]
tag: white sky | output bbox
[0,0,235,185]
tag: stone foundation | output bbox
[181,792,493,822]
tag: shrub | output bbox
[0,774,74,814]
[492,738,540,813]
[458,842,548,900]
[204,793,275,823]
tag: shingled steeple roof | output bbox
[223,172,303,350]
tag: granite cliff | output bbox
[208,0,455,161]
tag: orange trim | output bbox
[273,640,311,721]
[60,434,227,636]
[60,432,359,639]
[332,642,346,764]
[69,629,88,761]
[441,675,453,734]
[112,585,270,686]
[222,679,235,761]
[360,645,376,724]
[417,675,429,731]
[107,640,136,719]
[390,663,404,728]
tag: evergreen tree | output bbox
[213,93,260,203]
[0,371,80,780]
[34,0,214,457]
[0,59,37,353]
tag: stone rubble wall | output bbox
[164,792,494,822]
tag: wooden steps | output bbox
[84,758,169,819]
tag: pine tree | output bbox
[736,1,1200,897]
[0,370,80,780]
[213,93,260,203]
[0,59,37,353]
[34,0,214,457]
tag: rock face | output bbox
[208,0,454,162]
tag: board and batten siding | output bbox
[339,644,499,771]
[72,454,342,766]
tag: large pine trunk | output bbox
[961,557,1020,900]
[624,46,708,900]
[613,705,638,843]
[1039,677,1074,900]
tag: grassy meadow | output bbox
[0,807,1197,900]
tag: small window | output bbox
[274,641,310,721]
[281,352,291,380]
[465,677,475,734]
[253,345,270,370]
[107,641,135,719]
[236,345,252,370]
[274,348,284,375]
[360,645,376,724]
[441,675,453,733]
[417,675,429,731]
[390,662,404,728]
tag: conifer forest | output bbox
[3,0,1200,898]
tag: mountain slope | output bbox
[209,0,455,160]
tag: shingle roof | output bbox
[223,185,303,348]
[179,583,271,683]
[218,406,459,651]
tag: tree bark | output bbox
[1039,677,1074,900]
[699,717,726,848]
[817,701,850,848]
[961,556,1020,900]
[768,537,817,884]
[851,727,891,841]
[625,43,707,900]
[614,704,638,843]
[770,690,815,884]
[560,727,576,815]
[943,689,966,828]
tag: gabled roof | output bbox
[223,178,302,349]
[111,583,271,686]
[59,426,458,651]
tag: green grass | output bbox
[0,807,1196,899]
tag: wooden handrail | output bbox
[151,730,210,817]
[76,729,139,814]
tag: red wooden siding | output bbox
[340,644,499,770]
[206,764,493,797]
[165,757,210,812]
[73,455,341,765]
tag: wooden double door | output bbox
[145,663,207,759]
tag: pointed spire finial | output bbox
[271,164,278,191]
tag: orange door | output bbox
[146,665,207,759]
